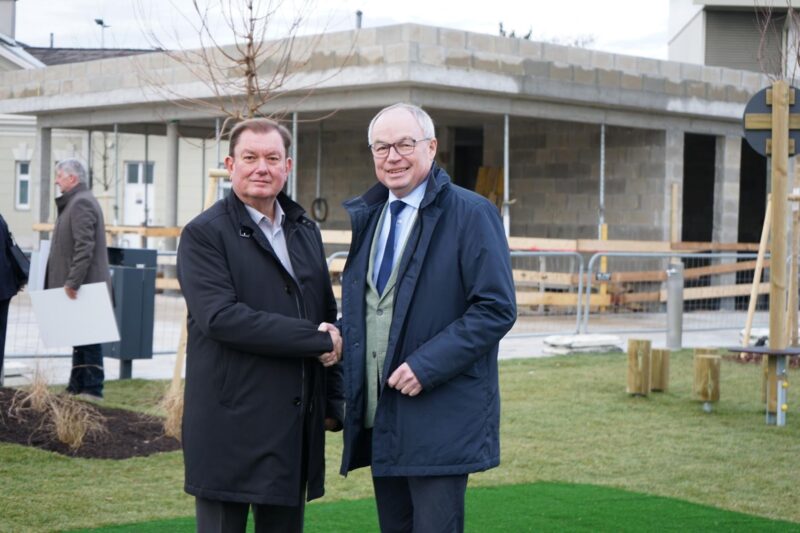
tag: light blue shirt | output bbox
[244,201,297,281]
[372,180,427,287]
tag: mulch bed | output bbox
[0,387,181,459]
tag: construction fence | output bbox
[4,245,775,360]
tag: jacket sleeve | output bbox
[405,200,517,390]
[177,220,334,357]
[64,198,99,290]
[313,223,345,425]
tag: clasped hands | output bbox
[317,322,342,367]
[316,322,421,396]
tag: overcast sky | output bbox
[15,0,669,59]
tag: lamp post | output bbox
[94,18,109,49]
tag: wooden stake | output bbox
[693,350,721,403]
[650,349,670,392]
[626,339,651,396]
[788,210,800,345]
[768,80,790,414]
[742,195,772,356]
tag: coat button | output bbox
[372,351,377,359]
[376,309,383,316]
[284,285,291,294]
[293,397,301,406]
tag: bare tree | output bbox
[135,0,353,132]
[499,21,595,48]
[755,2,800,80]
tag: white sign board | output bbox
[29,282,120,348]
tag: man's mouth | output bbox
[387,167,408,176]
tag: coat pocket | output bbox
[215,348,236,406]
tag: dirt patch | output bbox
[0,387,181,459]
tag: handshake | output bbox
[317,322,342,367]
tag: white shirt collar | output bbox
[244,200,285,228]
[388,178,427,209]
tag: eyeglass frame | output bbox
[368,137,433,158]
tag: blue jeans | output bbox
[67,343,104,397]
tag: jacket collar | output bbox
[229,190,307,229]
[342,162,450,215]
[55,182,89,212]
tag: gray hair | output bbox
[55,158,88,184]
[367,103,436,144]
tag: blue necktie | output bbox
[376,200,407,294]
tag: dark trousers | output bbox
[0,298,8,385]
[372,474,469,533]
[66,343,104,396]
[195,497,305,533]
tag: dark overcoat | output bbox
[0,214,21,301]
[177,191,344,505]
[46,183,110,290]
[339,164,517,477]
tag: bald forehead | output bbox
[371,108,425,138]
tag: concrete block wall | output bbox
[294,127,375,231]
[500,118,666,240]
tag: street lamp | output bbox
[94,18,110,49]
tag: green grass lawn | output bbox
[70,482,800,532]
[1,350,799,532]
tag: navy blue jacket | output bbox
[339,164,517,477]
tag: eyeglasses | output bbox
[369,137,431,158]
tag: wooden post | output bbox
[650,348,670,392]
[693,349,721,409]
[768,80,791,416]
[626,339,651,396]
[788,209,800,345]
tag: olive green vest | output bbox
[363,202,416,428]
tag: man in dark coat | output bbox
[339,103,517,532]
[0,213,24,386]
[46,158,110,400]
[177,118,344,533]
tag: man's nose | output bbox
[386,145,403,161]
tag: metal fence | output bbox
[580,252,769,335]
[2,249,779,360]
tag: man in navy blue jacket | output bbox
[337,103,517,532]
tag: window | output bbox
[15,161,30,210]
[125,161,154,185]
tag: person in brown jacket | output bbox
[46,158,110,400]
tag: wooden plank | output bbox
[328,257,347,273]
[618,282,769,304]
[320,229,352,244]
[744,112,800,129]
[513,269,574,286]
[156,278,181,291]
[670,241,760,252]
[515,291,610,307]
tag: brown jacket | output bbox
[46,183,110,290]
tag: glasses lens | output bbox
[396,140,416,155]
[372,143,390,156]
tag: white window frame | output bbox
[15,160,31,210]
